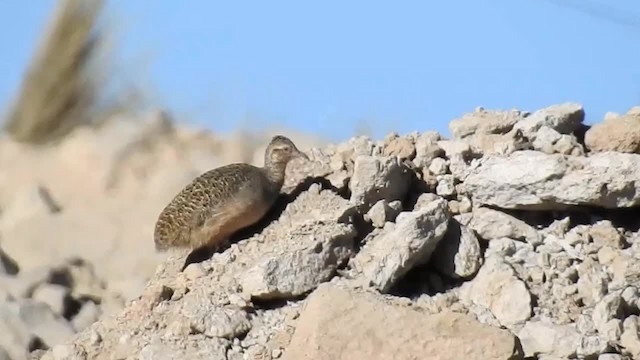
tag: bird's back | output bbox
[154,163,278,250]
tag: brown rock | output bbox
[282,284,524,360]
[585,110,640,153]
[382,133,416,160]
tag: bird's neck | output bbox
[263,159,287,188]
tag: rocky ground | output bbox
[1,103,640,359]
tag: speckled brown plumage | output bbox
[154,135,308,252]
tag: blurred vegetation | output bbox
[3,0,146,145]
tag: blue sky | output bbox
[1,1,640,141]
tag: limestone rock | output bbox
[412,132,444,168]
[431,219,482,278]
[469,207,541,245]
[428,157,449,175]
[532,126,583,155]
[459,256,532,328]
[351,198,450,292]
[240,222,356,300]
[620,316,640,359]
[435,175,456,197]
[464,151,640,210]
[577,258,610,307]
[349,155,412,211]
[281,284,524,360]
[518,319,581,358]
[592,292,624,334]
[363,200,402,228]
[241,186,357,300]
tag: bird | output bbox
[153,135,309,254]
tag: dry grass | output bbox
[3,0,138,144]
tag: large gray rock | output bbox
[240,222,356,300]
[241,185,357,300]
[349,155,412,211]
[514,102,585,137]
[464,150,640,210]
[351,198,450,293]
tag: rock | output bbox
[48,344,87,360]
[413,132,444,168]
[179,297,250,340]
[0,302,40,360]
[486,237,519,257]
[457,195,472,213]
[464,128,531,156]
[0,246,19,276]
[240,222,356,300]
[577,335,609,359]
[518,319,581,358]
[0,267,51,299]
[31,284,71,317]
[459,256,532,328]
[554,134,584,156]
[412,193,442,211]
[592,292,624,334]
[428,157,449,175]
[382,133,416,160]
[577,258,610,307]
[0,348,10,360]
[13,300,75,348]
[281,284,524,360]
[349,155,412,211]
[514,103,585,137]
[620,316,640,358]
[585,110,640,153]
[598,354,624,360]
[431,219,482,278]
[435,175,456,197]
[241,186,357,300]
[464,150,640,210]
[437,140,472,159]
[599,319,623,343]
[71,301,101,332]
[610,252,640,291]
[621,286,639,313]
[363,200,402,228]
[589,221,624,249]
[531,126,582,155]
[136,338,228,360]
[468,207,541,246]
[351,198,450,293]
[449,107,524,139]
